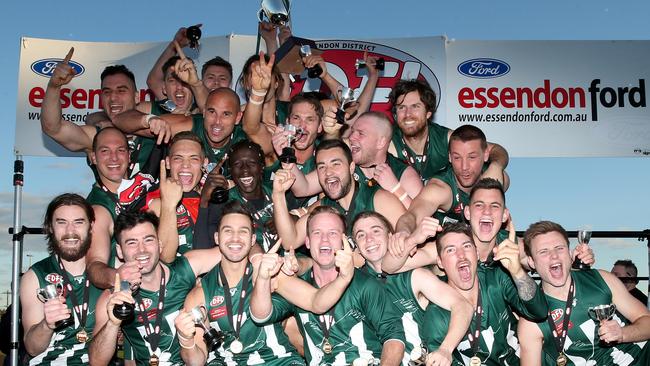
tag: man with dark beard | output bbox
[388,79,509,182]
[273,139,406,250]
[20,193,104,365]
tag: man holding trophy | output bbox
[20,194,104,365]
[519,221,650,365]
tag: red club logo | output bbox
[45,273,63,284]
[210,296,224,307]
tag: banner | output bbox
[15,36,650,157]
[445,40,650,157]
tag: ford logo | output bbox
[458,58,510,79]
[31,58,85,78]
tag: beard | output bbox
[323,174,353,201]
[49,233,92,262]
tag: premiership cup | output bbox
[112,280,135,322]
[258,0,290,26]
[588,303,616,322]
[298,45,323,78]
[37,282,74,331]
[335,87,356,124]
[186,25,202,49]
[159,99,177,113]
[279,124,304,164]
[209,187,230,204]
[190,305,225,351]
[572,230,592,270]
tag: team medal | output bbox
[76,329,88,343]
[469,355,481,366]
[149,354,159,366]
[322,339,333,354]
[230,339,244,354]
[556,353,567,366]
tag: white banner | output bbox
[445,40,650,157]
[15,36,650,157]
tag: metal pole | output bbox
[10,156,24,366]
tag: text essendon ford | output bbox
[458,79,646,121]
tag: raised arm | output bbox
[146,26,197,100]
[171,41,208,112]
[382,217,441,274]
[272,168,308,250]
[157,160,184,263]
[241,51,276,160]
[175,284,209,366]
[40,47,95,152]
[373,189,406,229]
[395,179,452,235]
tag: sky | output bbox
[1,1,649,307]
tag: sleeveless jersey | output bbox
[227,182,277,252]
[268,268,406,366]
[430,166,468,226]
[144,189,200,255]
[320,183,379,234]
[29,256,103,366]
[121,257,196,365]
[422,266,548,366]
[391,122,450,181]
[353,154,410,190]
[201,263,305,366]
[86,174,154,266]
[538,270,649,365]
[362,266,425,364]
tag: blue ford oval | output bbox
[458,58,510,79]
[31,58,85,78]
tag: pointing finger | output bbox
[288,245,295,256]
[114,273,121,292]
[160,160,168,180]
[268,238,283,254]
[342,234,352,253]
[173,41,187,59]
[507,218,516,242]
[63,47,74,64]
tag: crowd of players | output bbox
[18,22,650,366]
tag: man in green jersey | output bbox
[273,139,406,250]
[89,211,222,365]
[387,79,509,182]
[174,201,354,365]
[21,194,103,365]
[395,125,508,233]
[85,127,155,290]
[519,221,650,365]
[423,222,548,365]
[251,206,407,366]
[351,211,473,366]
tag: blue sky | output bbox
[1,1,649,306]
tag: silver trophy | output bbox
[335,87,356,124]
[37,283,74,330]
[299,45,323,78]
[258,0,290,26]
[159,99,177,113]
[408,344,429,366]
[355,57,385,71]
[190,305,225,351]
[279,124,305,164]
[588,303,617,346]
[572,230,592,270]
[588,304,617,322]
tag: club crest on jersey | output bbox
[551,308,564,322]
[210,296,224,307]
[139,298,153,310]
[176,205,187,215]
[45,273,63,284]
[117,173,154,205]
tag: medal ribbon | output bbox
[466,285,483,358]
[56,255,90,330]
[218,264,252,340]
[134,264,167,356]
[310,271,335,343]
[544,276,575,357]
[399,127,430,167]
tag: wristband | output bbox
[251,89,268,97]
[177,332,195,341]
[144,114,156,128]
[398,192,409,202]
[389,182,402,194]
[179,339,196,349]
[248,97,264,106]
